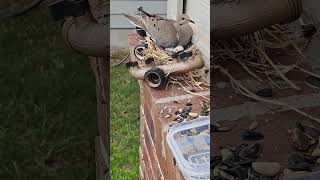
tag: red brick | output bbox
[130,34,209,179]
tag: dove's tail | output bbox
[122,14,146,30]
[137,6,154,17]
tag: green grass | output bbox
[0,5,97,180]
[110,51,140,180]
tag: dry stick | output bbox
[224,45,263,82]
[190,75,204,90]
[265,74,283,89]
[274,25,307,60]
[256,47,301,90]
[296,66,320,79]
[214,65,320,123]
[264,28,283,43]
[172,81,209,100]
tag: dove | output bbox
[123,7,195,48]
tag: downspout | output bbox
[129,55,204,80]
[62,14,108,57]
[212,0,303,39]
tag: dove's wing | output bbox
[142,16,179,48]
[123,13,147,30]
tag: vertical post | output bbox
[167,0,183,20]
[90,58,109,180]
[87,0,109,179]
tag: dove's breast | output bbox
[177,24,193,47]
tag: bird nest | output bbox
[140,37,209,100]
[212,21,320,122]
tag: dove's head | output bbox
[177,14,195,25]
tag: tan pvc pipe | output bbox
[129,55,204,79]
[212,0,302,40]
[62,14,108,57]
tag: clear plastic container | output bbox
[166,116,210,180]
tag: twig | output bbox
[214,65,320,123]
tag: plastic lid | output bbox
[166,116,210,177]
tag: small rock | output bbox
[214,169,235,180]
[252,162,281,176]
[212,121,221,128]
[238,143,262,159]
[232,166,248,179]
[242,130,264,141]
[188,112,199,118]
[297,122,320,139]
[213,126,232,132]
[283,168,309,177]
[189,128,199,135]
[289,128,311,152]
[312,149,320,157]
[200,129,210,135]
[221,148,234,163]
[288,153,312,171]
[213,168,220,177]
[249,121,259,131]
[256,88,273,98]
[216,82,227,89]
[165,114,171,118]
[177,118,183,123]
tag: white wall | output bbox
[184,0,210,68]
[110,0,167,47]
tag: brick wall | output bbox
[128,34,209,179]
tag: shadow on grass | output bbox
[0,5,96,180]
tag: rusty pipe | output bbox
[62,14,108,57]
[129,55,204,80]
[212,0,302,40]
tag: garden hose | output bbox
[113,53,130,67]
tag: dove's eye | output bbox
[182,18,185,20]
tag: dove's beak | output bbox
[189,20,195,24]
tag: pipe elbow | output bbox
[62,15,108,57]
[212,0,302,39]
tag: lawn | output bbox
[110,50,140,179]
[0,2,140,180]
[0,4,97,180]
